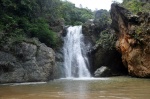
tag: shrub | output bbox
[121,0,150,14]
[29,18,58,47]
[96,29,117,50]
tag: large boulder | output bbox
[110,4,150,77]
[0,40,56,83]
[94,66,112,77]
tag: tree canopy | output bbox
[122,0,150,13]
[0,0,94,48]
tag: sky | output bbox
[65,0,123,11]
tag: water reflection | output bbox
[0,77,150,99]
[63,79,88,99]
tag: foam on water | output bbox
[60,77,110,81]
[1,82,46,86]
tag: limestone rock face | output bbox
[0,40,55,83]
[111,4,150,77]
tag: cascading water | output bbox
[63,26,91,78]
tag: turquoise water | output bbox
[0,77,150,99]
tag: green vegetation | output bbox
[130,25,148,44]
[122,0,150,13]
[96,29,117,50]
[93,10,116,50]
[122,0,150,44]
[60,1,93,25]
[94,10,111,29]
[94,10,116,50]
[0,0,93,48]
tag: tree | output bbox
[122,0,146,13]
[0,0,94,47]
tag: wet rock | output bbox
[94,66,112,77]
[62,25,69,37]
[54,48,65,78]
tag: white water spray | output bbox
[63,26,91,78]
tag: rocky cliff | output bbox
[82,10,128,77]
[111,4,150,77]
[0,39,56,83]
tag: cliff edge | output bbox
[110,4,150,77]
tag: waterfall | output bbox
[63,26,91,78]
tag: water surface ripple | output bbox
[0,77,150,99]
